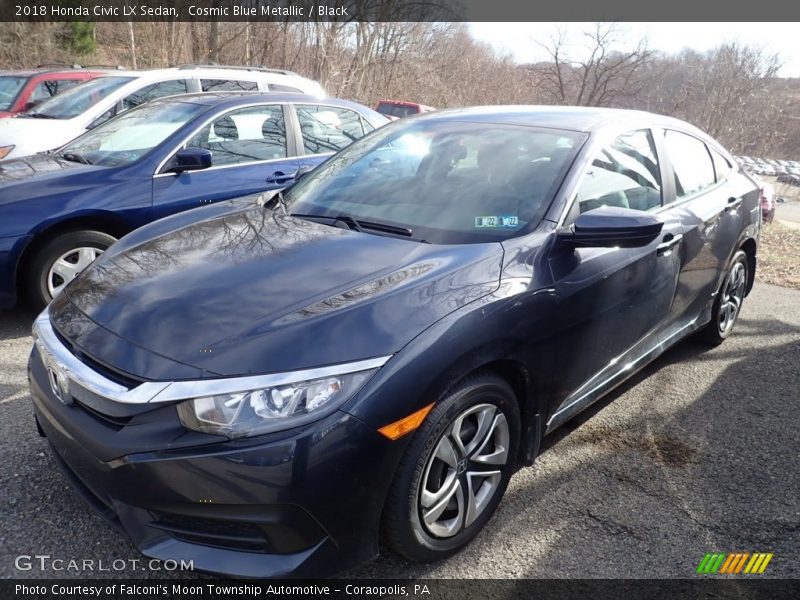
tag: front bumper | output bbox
[28,343,399,578]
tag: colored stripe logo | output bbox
[696,552,773,574]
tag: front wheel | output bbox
[698,250,748,346]
[383,374,520,562]
[25,230,116,310]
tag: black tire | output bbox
[383,373,520,562]
[698,250,748,346]
[25,230,116,310]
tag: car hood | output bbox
[0,116,74,149]
[61,207,503,378]
[0,152,91,186]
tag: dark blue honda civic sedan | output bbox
[29,107,760,577]
[0,92,387,308]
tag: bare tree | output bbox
[659,44,781,143]
[533,23,657,107]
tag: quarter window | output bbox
[186,105,287,166]
[122,79,188,110]
[296,105,367,154]
[268,84,302,93]
[710,149,733,182]
[201,79,258,92]
[664,130,716,199]
[574,129,662,215]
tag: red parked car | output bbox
[375,99,436,120]
[752,175,775,224]
[0,65,107,119]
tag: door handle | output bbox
[656,233,683,256]
[266,170,297,185]
[726,196,743,211]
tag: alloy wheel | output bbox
[718,261,746,335]
[418,403,510,538]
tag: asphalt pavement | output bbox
[1,283,798,579]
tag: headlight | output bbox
[0,145,15,160]
[177,369,377,438]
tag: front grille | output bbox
[51,326,143,388]
[150,513,270,553]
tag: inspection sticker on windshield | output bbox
[475,216,518,228]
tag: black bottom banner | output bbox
[3,579,799,600]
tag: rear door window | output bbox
[296,105,367,154]
[664,130,716,199]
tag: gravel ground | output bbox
[0,283,798,579]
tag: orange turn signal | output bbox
[377,403,435,440]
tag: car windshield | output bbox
[24,76,133,119]
[58,100,206,167]
[286,119,585,244]
[0,76,27,111]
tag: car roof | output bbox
[412,105,706,136]
[101,66,315,83]
[147,91,371,112]
[0,67,108,77]
[378,99,436,110]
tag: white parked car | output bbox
[0,65,325,161]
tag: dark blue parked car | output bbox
[0,92,386,308]
[30,107,760,577]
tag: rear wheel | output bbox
[25,230,116,310]
[698,250,748,346]
[383,373,520,562]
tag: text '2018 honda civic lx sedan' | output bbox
[28,106,760,577]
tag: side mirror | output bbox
[166,147,213,174]
[556,206,663,249]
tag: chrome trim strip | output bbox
[546,317,699,430]
[152,155,292,179]
[149,355,391,403]
[32,311,392,405]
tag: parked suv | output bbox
[0,65,325,161]
[0,65,108,123]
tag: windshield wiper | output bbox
[333,214,364,233]
[355,218,412,237]
[59,152,92,165]
[290,213,413,238]
[24,113,56,119]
